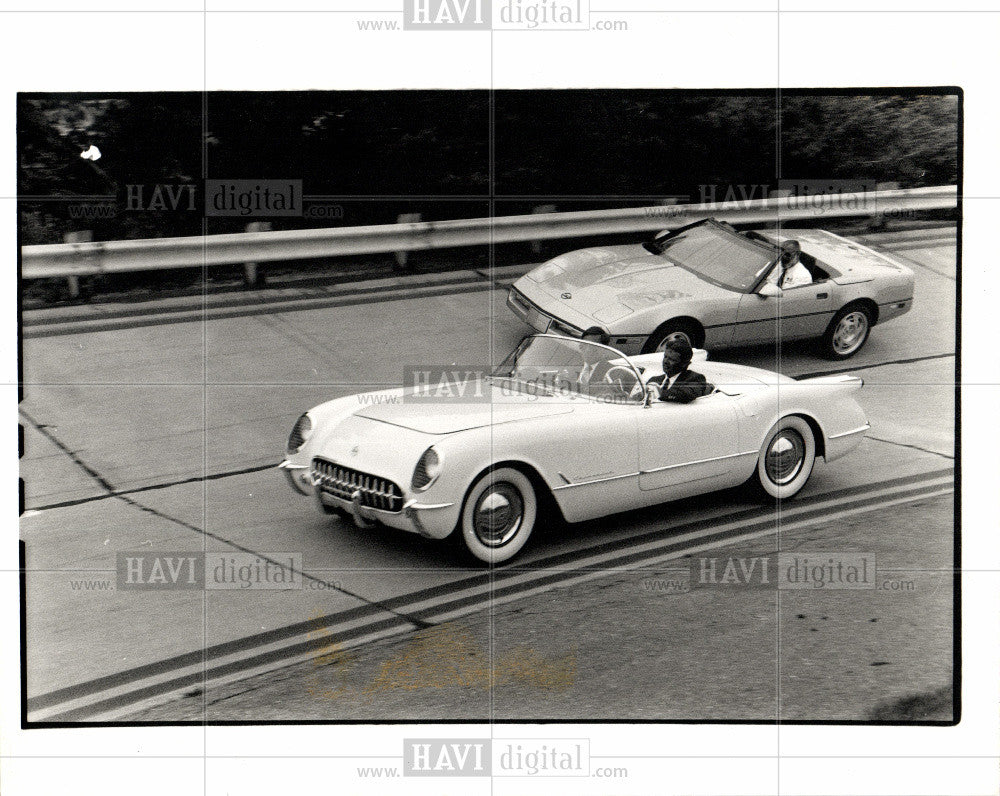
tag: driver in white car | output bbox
[647,335,715,404]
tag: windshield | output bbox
[491,335,644,403]
[651,222,778,292]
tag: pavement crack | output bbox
[19,408,434,632]
[792,352,954,381]
[27,463,280,513]
[21,409,120,496]
[864,435,954,460]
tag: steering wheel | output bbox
[603,365,644,400]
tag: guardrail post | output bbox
[870,181,901,230]
[652,197,681,227]
[63,230,92,299]
[395,213,421,269]
[243,222,272,288]
[530,205,557,254]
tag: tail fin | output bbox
[798,373,864,394]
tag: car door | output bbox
[637,393,741,492]
[517,394,644,524]
[732,274,835,345]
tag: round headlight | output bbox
[287,413,312,454]
[412,447,442,492]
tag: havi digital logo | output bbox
[403,0,490,29]
[403,738,491,776]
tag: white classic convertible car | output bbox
[281,335,869,564]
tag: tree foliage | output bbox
[18,91,957,244]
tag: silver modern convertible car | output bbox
[507,218,914,359]
[281,335,869,564]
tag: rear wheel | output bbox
[820,304,872,359]
[457,467,537,564]
[642,320,701,354]
[750,416,816,501]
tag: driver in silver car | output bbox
[770,239,812,289]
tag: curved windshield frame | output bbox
[650,220,779,293]
[491,334,645,404]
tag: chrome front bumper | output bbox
[314,488,456,539]
[279,460,313,494]
[279,460,457,540]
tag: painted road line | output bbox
[27,473,952,723]
[28,470,953,718]
[32,618,420,724]
[424,487,954,628]
[36,480,953,723]
[63,482,956,723]
[25,599,413,714]
[28,466,952,709]
[29,466,953,713]
[407,479,955,623]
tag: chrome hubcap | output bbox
[832,312,869,354]
[473,484,523,547]
[765,430,806,485]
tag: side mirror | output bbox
[758,282,783,299]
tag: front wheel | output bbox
[457,467,537,564]
[751,417,816,501]
[820,304,872,359]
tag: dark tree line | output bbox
[494,91,957,197]
[18,90,958,244]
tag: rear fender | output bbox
[760,375,867,462]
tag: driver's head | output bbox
[661,334,693,377]
[581,327,611,346]
[779,239,801,268]
[580,328,611,363]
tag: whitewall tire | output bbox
[755,416,816,500]
[458,467,538,564]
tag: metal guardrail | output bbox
[21,186,957,280]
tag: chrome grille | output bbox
[311,458,404,513]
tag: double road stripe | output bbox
[27,467,953,724]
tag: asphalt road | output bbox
[130,492,954,722]
[19,225,957,722]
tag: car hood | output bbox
[525,244,732,318]
[353,384,575,434]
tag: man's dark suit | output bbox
[647,369,714,404]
